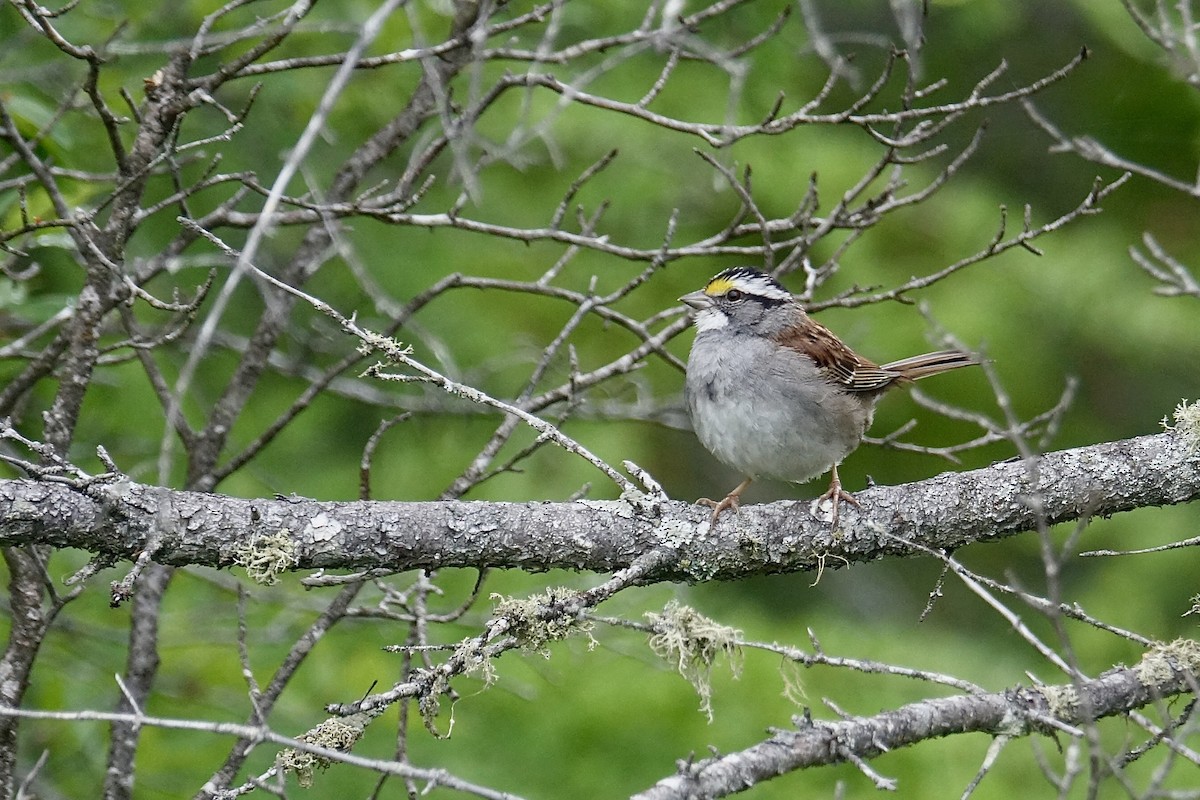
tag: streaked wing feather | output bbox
[775,326,978,394]
[773,320,898,393]
[881,350,980,379]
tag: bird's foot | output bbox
[810,471,860,528]
[697,477,753,526]
[698,493,740,525]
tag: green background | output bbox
[1,1,1198,797]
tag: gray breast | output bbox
[685,330,870,482]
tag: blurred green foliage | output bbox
[2,0,1199,797]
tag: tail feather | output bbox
[882,349,980,381]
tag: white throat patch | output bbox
[693,307,729,333]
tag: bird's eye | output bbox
[725,289,744,302]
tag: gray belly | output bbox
[685,336,870,483]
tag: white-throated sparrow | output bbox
[680,267,978,525]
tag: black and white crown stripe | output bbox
[704,267,793,302]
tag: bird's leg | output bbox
[698,477,753,525]
[811,464,859,527]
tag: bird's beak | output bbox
[679,290,713,311]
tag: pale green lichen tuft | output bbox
[491,587,593,655]
[1040,684,1080,720]
[417,667,458,739]
[1136,638,1200,686]
[646,600,743,722]
[232,529,298,585]
[277,710,375,788]
[780,660,807,707]
[1161,399,1200,453]
[453,636,497,685]
[415,588,596,738]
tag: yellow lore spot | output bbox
[704,276,736,296]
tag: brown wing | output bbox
[772,318,902,393]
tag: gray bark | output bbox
[2,432,1196,582]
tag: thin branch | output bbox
[633,644,1198,799]
[0,705,519,800]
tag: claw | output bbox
[810,464,859,527]
[698,477,753,525]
